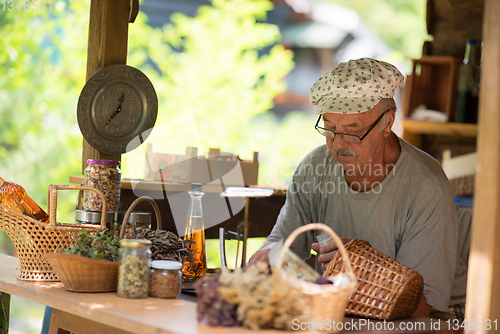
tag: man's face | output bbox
[322,104,389,174]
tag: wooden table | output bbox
[0,254,461,334]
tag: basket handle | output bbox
[47,184,108,228]
[119,196,162,238]
[275,223,355,278]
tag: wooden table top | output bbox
[0,254,461,334]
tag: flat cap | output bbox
[309,57,404,114]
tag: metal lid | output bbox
[87,159,120,165]
[151,260,183,270]
[75,210,115,224]
[115,211,152,225]
[120,239,152,247]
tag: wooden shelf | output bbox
[402,119,478,148]
[69,176,287,196]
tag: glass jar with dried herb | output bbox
[150,260,183,299]
[84,159,121,212]
[117,239,151,299]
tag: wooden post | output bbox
[81,0,135,172]
[0,292,10,334]
[465,0,500,332]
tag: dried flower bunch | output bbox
[195,262,304,330]
[61,230,119,262]
[128,227,194,263]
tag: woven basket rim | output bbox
[278,269,357,295]
[0,203,106,231]
[45,252,119,266]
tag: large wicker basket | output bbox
[276,224,357,333]
[0,184,108,281]
[324,239,424,320]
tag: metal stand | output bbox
[220,187,273,269]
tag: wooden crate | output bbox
[144,145,259,186]
[403,56,462,122]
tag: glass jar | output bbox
[115,211,152,238]
[150,260,183,299]
[83,159,121,212]
[117,239,151,299]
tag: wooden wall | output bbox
[425,0,485,59]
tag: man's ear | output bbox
[384,109,395,137]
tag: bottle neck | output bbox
[187,191,204,217]
[464,43,476,65]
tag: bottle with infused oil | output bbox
[0,176,49,222]
[182,183,207,282]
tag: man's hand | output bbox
[311,237,352,271]
[247,242,277,266]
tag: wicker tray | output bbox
[324,239,424,320]
[0,184,108,281]
[276,224,357,333]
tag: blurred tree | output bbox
[0,2,90,252]
[122,0,294,177]
[0,0,295,247]
[330,0,429,64]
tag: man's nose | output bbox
[332,134,349,150]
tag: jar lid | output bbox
[120,239,152,247]
[151,260,183,270]
[75,210,114,224]
[87,159,120,166]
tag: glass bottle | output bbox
[0,176,49,222]
[181,183,207,282]
[117,239,152,299]
[455,39,479,123]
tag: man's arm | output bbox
[413,296,431,317]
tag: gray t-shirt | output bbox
[267,136,467,311]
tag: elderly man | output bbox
[249,58,467,319]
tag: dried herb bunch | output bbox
[128,227,194,263]
[195,262,303,330]
[61,230,119,262]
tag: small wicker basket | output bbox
[0,184,108,281]
[324,239,424,320]
[275,224,357,333]
[45,253,119,292]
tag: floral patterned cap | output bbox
[309,58,404,115]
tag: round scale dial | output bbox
[78,65,158,155]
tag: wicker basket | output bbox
[276,224,357,333]
[0,184,108,281]
[324,239,424,320]
[45,253,119,292]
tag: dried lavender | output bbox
[194,275,241,327]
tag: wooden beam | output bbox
[81,0,132,172]
[465,0,500,332]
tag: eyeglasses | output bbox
[315,109,390,144]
